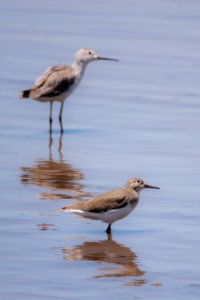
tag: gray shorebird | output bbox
[19,48,118,133]
[62,178,159,234]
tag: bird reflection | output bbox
[20,134,88,200]
[61,234,146,286]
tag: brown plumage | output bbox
[62,177,159,234]
[19,65,76,100]
[19,48,118,133]
[63,189,131,213]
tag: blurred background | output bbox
[0,1,200,299]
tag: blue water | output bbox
[0,0,200,299]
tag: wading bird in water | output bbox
[62,178,159,234]
[19,48,118,133]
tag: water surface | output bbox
[0,1,200,299]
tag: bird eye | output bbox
[88,51,92,55]
[137,180,141,183]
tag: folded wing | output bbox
[19,65,76,99]
[63,189,128,213]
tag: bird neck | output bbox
[73,59,88,72]
[72,61,88,81]
[124,185,139,195]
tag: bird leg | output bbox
[58,133,63,153]
[49,132,53,149]
[59,102,64,134]
[106,224,111,234]
[49,102,53,133]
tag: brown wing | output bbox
[33,65,68,89]
[81,189,128,213]
[62,189,129,212]
[22,65,76,99]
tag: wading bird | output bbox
[19,48,118,133]
[62,177,159,234]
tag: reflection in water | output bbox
[38,223,57,231]
[62,234,146,286]
[20,134,88,200]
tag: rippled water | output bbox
[1,0,200,299]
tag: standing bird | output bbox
[19,48,118,133]
[62,178,160,234]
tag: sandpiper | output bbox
[62,177,159,234]
[19,48,118,133]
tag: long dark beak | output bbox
[97,56,119,62]
[143,183,160,189]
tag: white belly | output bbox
[70,202,138,224]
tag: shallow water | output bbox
[1,0,200,299]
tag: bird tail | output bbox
[61,206,82,213]
[19,89,31,99]
[54,208,66,212]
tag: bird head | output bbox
[75,48,118,65]
[125,177,160,192]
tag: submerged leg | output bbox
[49,132,53,149]
[59,101,64,134]
[58,133,63,153]
[106,224,111,234]
[49,102,53,133]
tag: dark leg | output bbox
[49,132,53,149]
[58,133,63,153]
[49,102,53,133]
[106,224,111,234]
[59,102,64,134]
